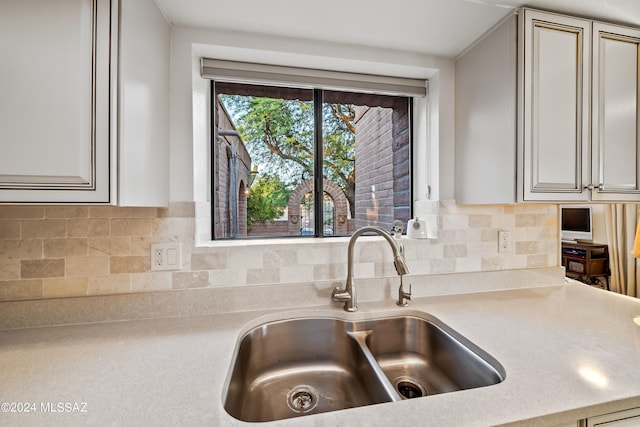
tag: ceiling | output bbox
[155,0,640,57]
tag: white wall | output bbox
[168,26,457,208]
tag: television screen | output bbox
[561,206,592,242]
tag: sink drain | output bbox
[287,386,318,413]
[394,377,427,399]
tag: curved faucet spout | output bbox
[332,226,410,312]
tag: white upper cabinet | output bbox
[455,8,640,204]
[591,23,640,201]
[521,10,591,202]
[0,0,170,206]
[0,0,112,203]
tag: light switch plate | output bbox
[151,242,182,271]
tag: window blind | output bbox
[201,58,427,97]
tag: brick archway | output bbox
[288,179,349,235]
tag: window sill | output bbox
[196,235,390,249]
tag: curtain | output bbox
[604,204,640,297]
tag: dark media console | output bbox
[561,241,610,289]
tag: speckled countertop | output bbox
[1,268,640,426]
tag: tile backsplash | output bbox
[0,201,559,302]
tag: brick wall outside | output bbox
[354,106,395,228]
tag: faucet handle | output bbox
[397,280,412,307]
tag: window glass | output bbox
[213,82,411,239]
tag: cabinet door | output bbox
[0,0,112,203]
[591,23,640,202]
[586,407,640,426]
[521,10,591,201]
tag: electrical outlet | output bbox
[498,231,510,253]
[150,242,182,271]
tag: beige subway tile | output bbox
[0,221,21,239]
[357,242,387,263]
[157,202,195,218]
[375,261,399,277]
[441,214,468,230]
[21,259,65,278]
[456,257,482,273]
[490,214,516,230]
[227,248,263,269]
[435,229,456,244]
[68,219,110,237]
[152,218,195,240]
[172,271,209,289]
[208,269,247,287]
[313,263,346,281]
[110,256,149,274]
[468,215,492,228]
[0,279,43,301]
[44,277,88,298]
[278,265,314,283]
[527,254,552,268]
[443,244,468,258]
[88,206,119,218]
[515,241,538,255]
[0,206,45,219]
[111,219,152,237]
[45,206,89,219]
[515,214,537,227]
[191,252,227,270]
[540,213,558,227]
[247,268,280,284]
[44,238,87,257]
[131,237,154,256]
[88,274,131,295]
[263,249,299,268]
[0,260,20,280]
[481,256,506,271]
[467,242,496,258]
[90,206,158,219]
[66,256,109,277]
[88,237,131,256]
[22,220,67,238]
[131,272,172,292]
[415,242,444,260]
[480,229,499,242]
[430,258,456,274]
[505,255,529,270]
[0,239,43,260]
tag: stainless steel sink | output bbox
[223,315,505,422]
[365,316,505,398]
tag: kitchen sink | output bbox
[223,315,505,422]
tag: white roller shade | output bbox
[201,58,427,97]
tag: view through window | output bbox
[212,81,411,239]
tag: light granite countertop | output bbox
[1,268,640,426]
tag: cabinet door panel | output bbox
[587,407,640,426]
[592,23,640,201]
[522,10,591,201]
[0,0,111,203]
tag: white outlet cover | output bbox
[498,231,510,253]
[150,242,182,271]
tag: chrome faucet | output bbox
[332,226,410,312]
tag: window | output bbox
[209,69,416,240]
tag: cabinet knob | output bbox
[584,184,595,191]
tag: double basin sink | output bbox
[223,314,506,422]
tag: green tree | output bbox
[220,94,355,216]
[246,174,291,229]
